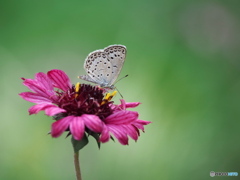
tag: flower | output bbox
[19,69,151,146]
[100,99,151,145]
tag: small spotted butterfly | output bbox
[79,45,127,89]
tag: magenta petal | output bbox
[105,111,138,125]
[108,125,129,145]
[99,125,110,143]
[19,92,52,104]
[136,119,152,125]
[118,99,141,109]
[28,103,57,115]
[51,116,72,138]
[119,99,126,109]
[82,114,103,133]
[23,79,50,97]
[44,106,66,116]
[35,72,54,93]
[28,103,65,115]
[124,125,139,141]
[125,102,141,108]
[133,120,152,131]
[70,116,85,140]
[47,69,71,91]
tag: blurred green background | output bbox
[1,0,240,179]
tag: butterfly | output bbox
[78,45,127,90]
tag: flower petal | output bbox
[23,78,51,97]
[28,103,54,115]
[19,92,52,104]
[81,114,103,133]
[133,119,152,131]
[105,111,138,125]
[111,100,141,111]
[51,116,72,138]
[70,116,85,140]
[125,102,141,108]
[35,72,55,94]
[28,103,65,115]
[99,125,110,143]
[44,106,66,116]
[108,125,129,145]
[119,99,126,109]
[47,69,71,91]
[123,125,139,141]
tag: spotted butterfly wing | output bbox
[79,45,127,89]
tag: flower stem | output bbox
[74,151,82,180]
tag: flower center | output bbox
[56,84,115,120]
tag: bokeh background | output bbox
[1,0,240,179]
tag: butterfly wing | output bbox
[79,45,127,88]
[103,45,127,86]
[80,49,112,86]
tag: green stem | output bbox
[74,152,82,180]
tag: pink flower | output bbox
[100,99,151,145]
[19,69,151,146]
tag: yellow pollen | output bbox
[75,83,81,98]
[111,91,117,97]
[101,91,117,105]
[104,93,111,100]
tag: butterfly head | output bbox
[100,83,115,90]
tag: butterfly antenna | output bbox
[114,74,129,85]
[115,87,123,98]
[114,74,128,98]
